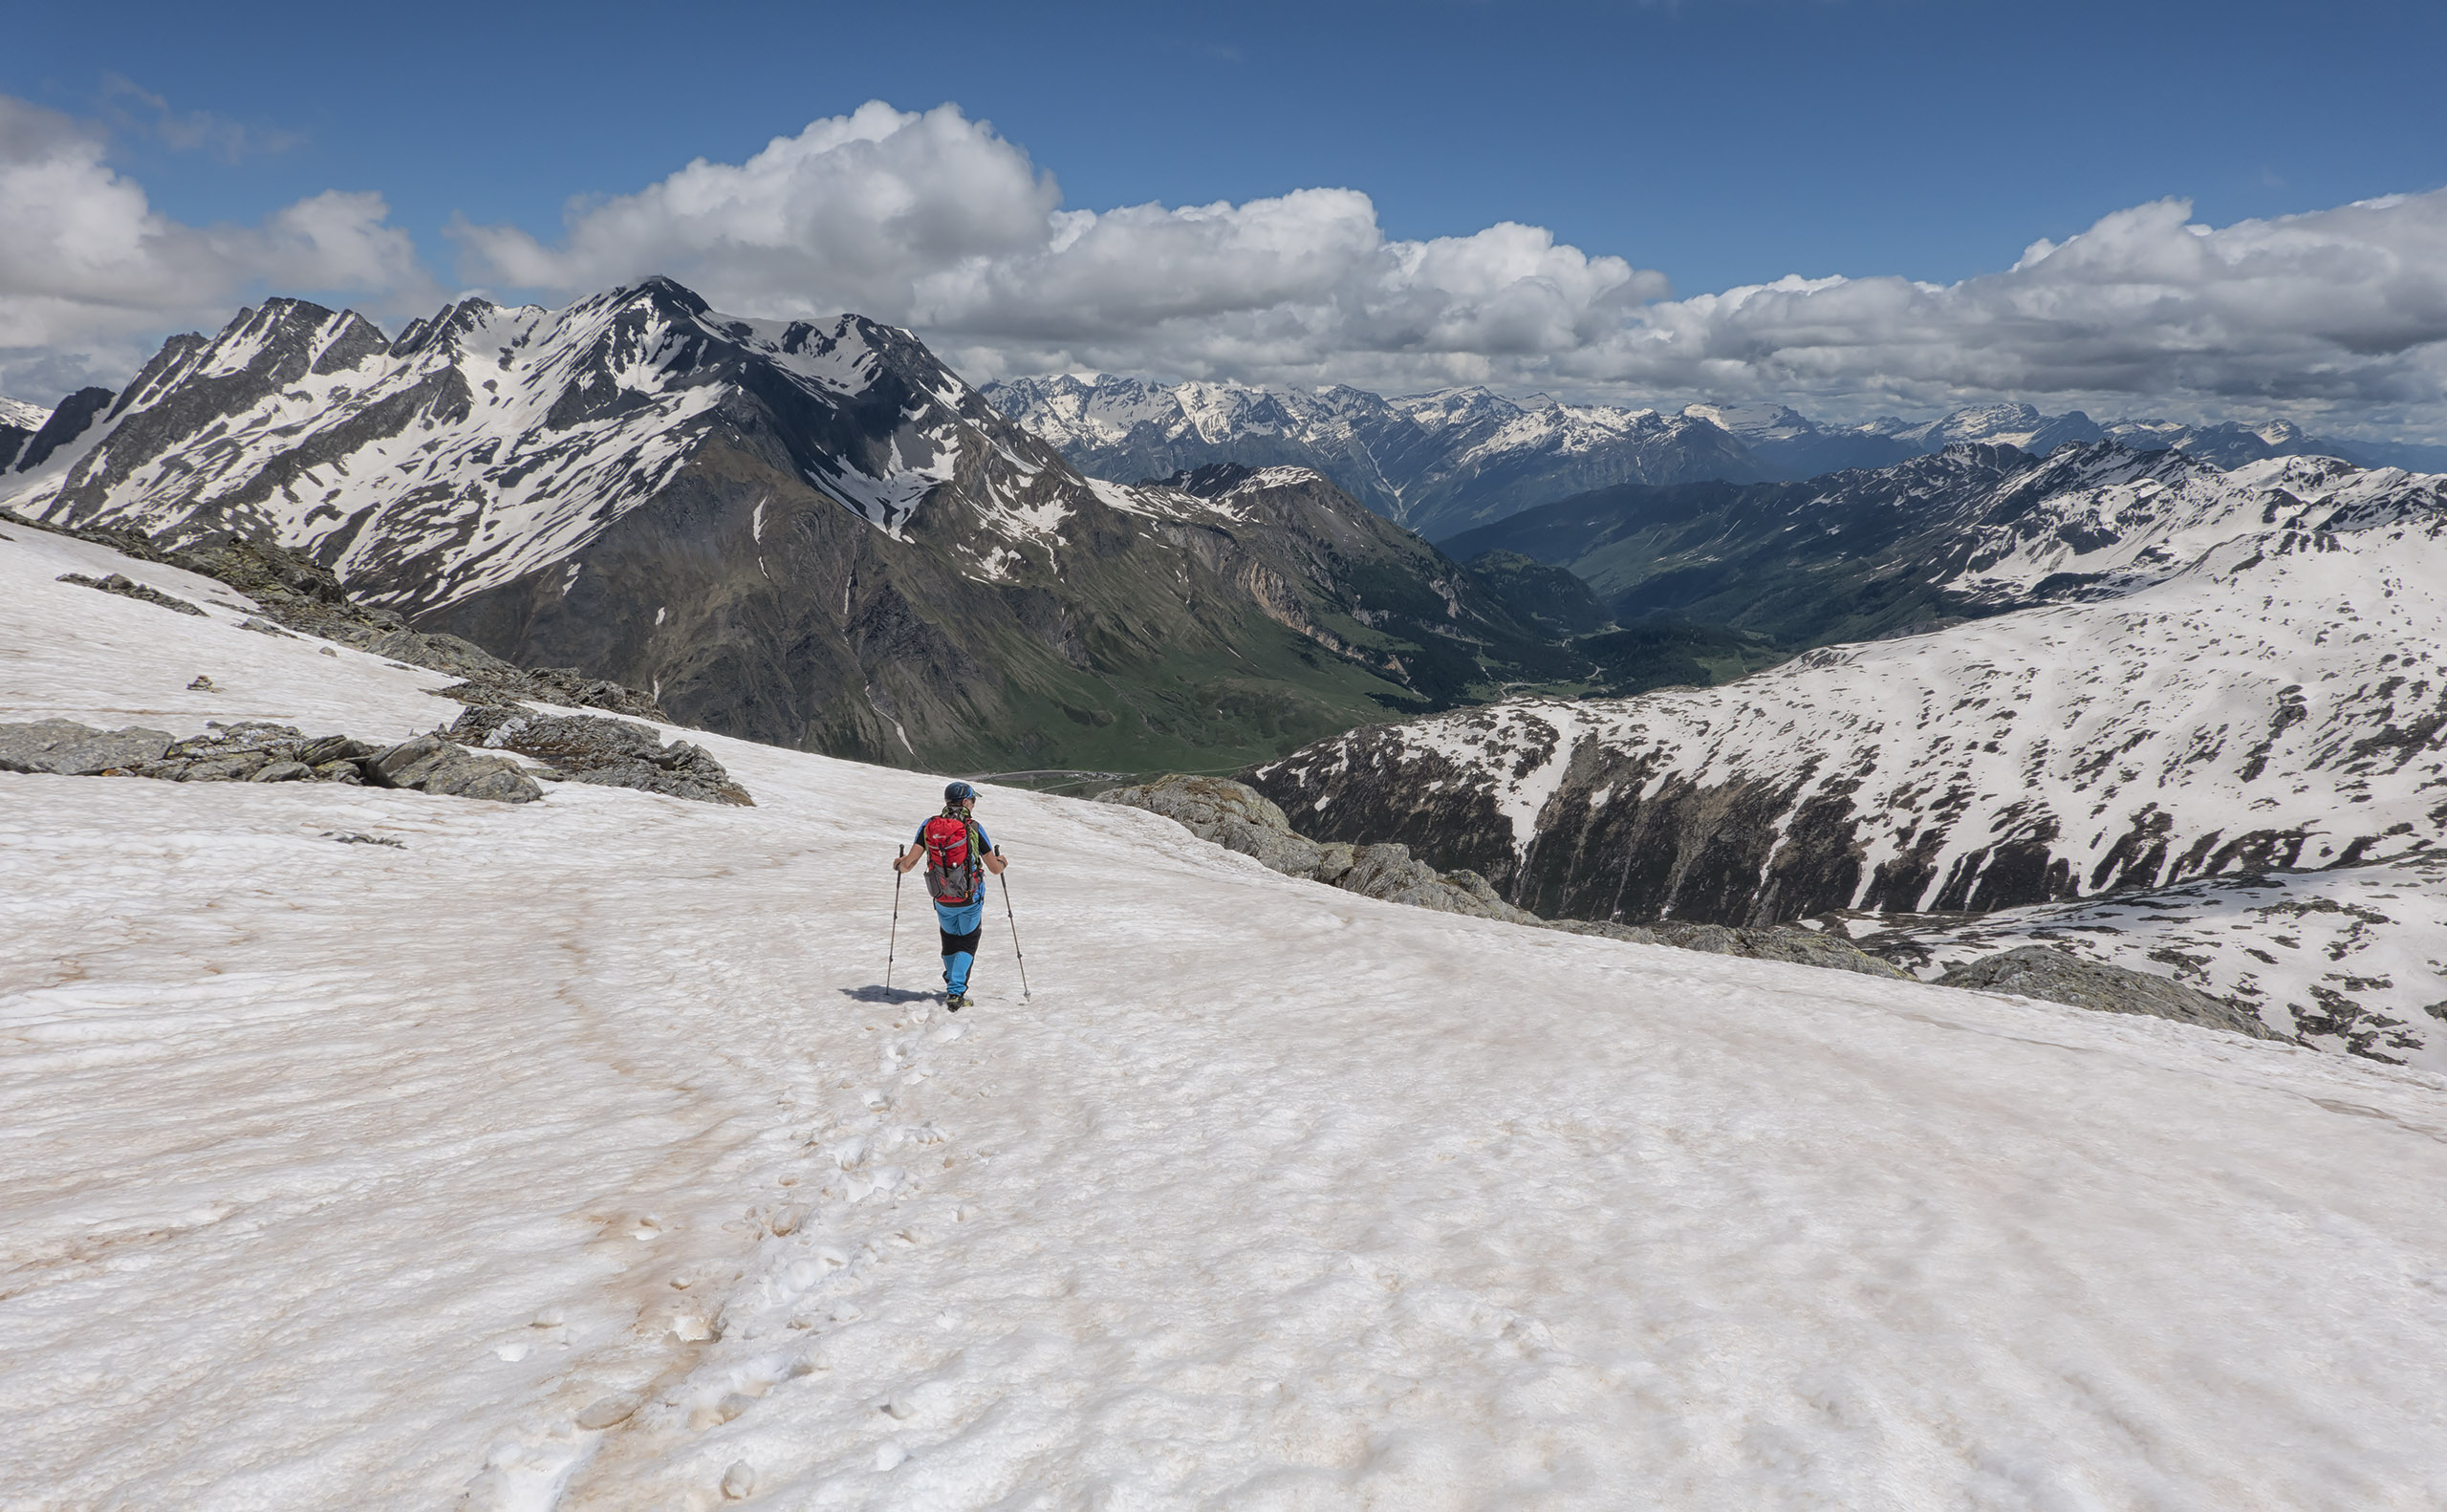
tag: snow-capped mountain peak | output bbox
[1679,401,1818,442]
[985,373,1768,537]
[0,396,52,431]
[1,279,1100,608]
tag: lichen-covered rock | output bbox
[2,715,551,804]
[364,735,542,804]
[1939,944,2285,1040]
[295,735,382,767]
[131,723,305,783]
[0,720,174,774]
[1094,775,1327,877]
[444,707,751,806]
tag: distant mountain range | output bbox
[981,375,1768,542]
[984,375,2447,541]
[1440,441,2261,647]
[0,280,1585,773]
[1245,443,2447,1069]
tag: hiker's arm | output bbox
[984,847,1007,875]
[893,845,921,873]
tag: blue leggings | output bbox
[935,898,984,994]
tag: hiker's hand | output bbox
[985,848,1008,875]
[893,846,919,873]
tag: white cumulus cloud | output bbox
[449,102,1666,391]
[9,92,2446,442]
[445,102,2447,435]
[1570,192,2447,423]
[0,96,432,400]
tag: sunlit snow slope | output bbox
[6,525,2447,1509]
[1250,455,2447,1046]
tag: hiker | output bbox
[894,781,1007,1010]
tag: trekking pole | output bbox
[885,860,904,995]
[997,853,1031,1002]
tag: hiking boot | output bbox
[945,992,967,1011]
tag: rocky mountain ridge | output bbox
[1096,772,2288,1046]
[985,376,2447,539]
[1440,442,2441,650]
[0,282,1579,773]
[982,374,1773,540]
[1243,446,2447,1063]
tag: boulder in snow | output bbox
[1939,944,2285,1040]
[445,706,752,806]
[54,572,205,616]
[0,720,174,775]
[363,735,542,804]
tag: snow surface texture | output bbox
[0,397,49,432]
[9,503,2447,1510]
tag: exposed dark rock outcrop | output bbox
[0,719,540,803]
[1094,774,1907,978]
[55,572,206,616]
[1094,774,1539,923]
[1937,944,2285,1041]
[360,733,541,804]
[0,720,177,775]
[12,386,116,473]
[446,705,752,806]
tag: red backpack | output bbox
[920,814,981,904]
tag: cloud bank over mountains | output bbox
[0,97,434,397]
[6,95,2444,438]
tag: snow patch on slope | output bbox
[1852,853,2447,1069]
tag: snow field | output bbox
[6,526,2447,1507]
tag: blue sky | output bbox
[7,0,2447,433]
